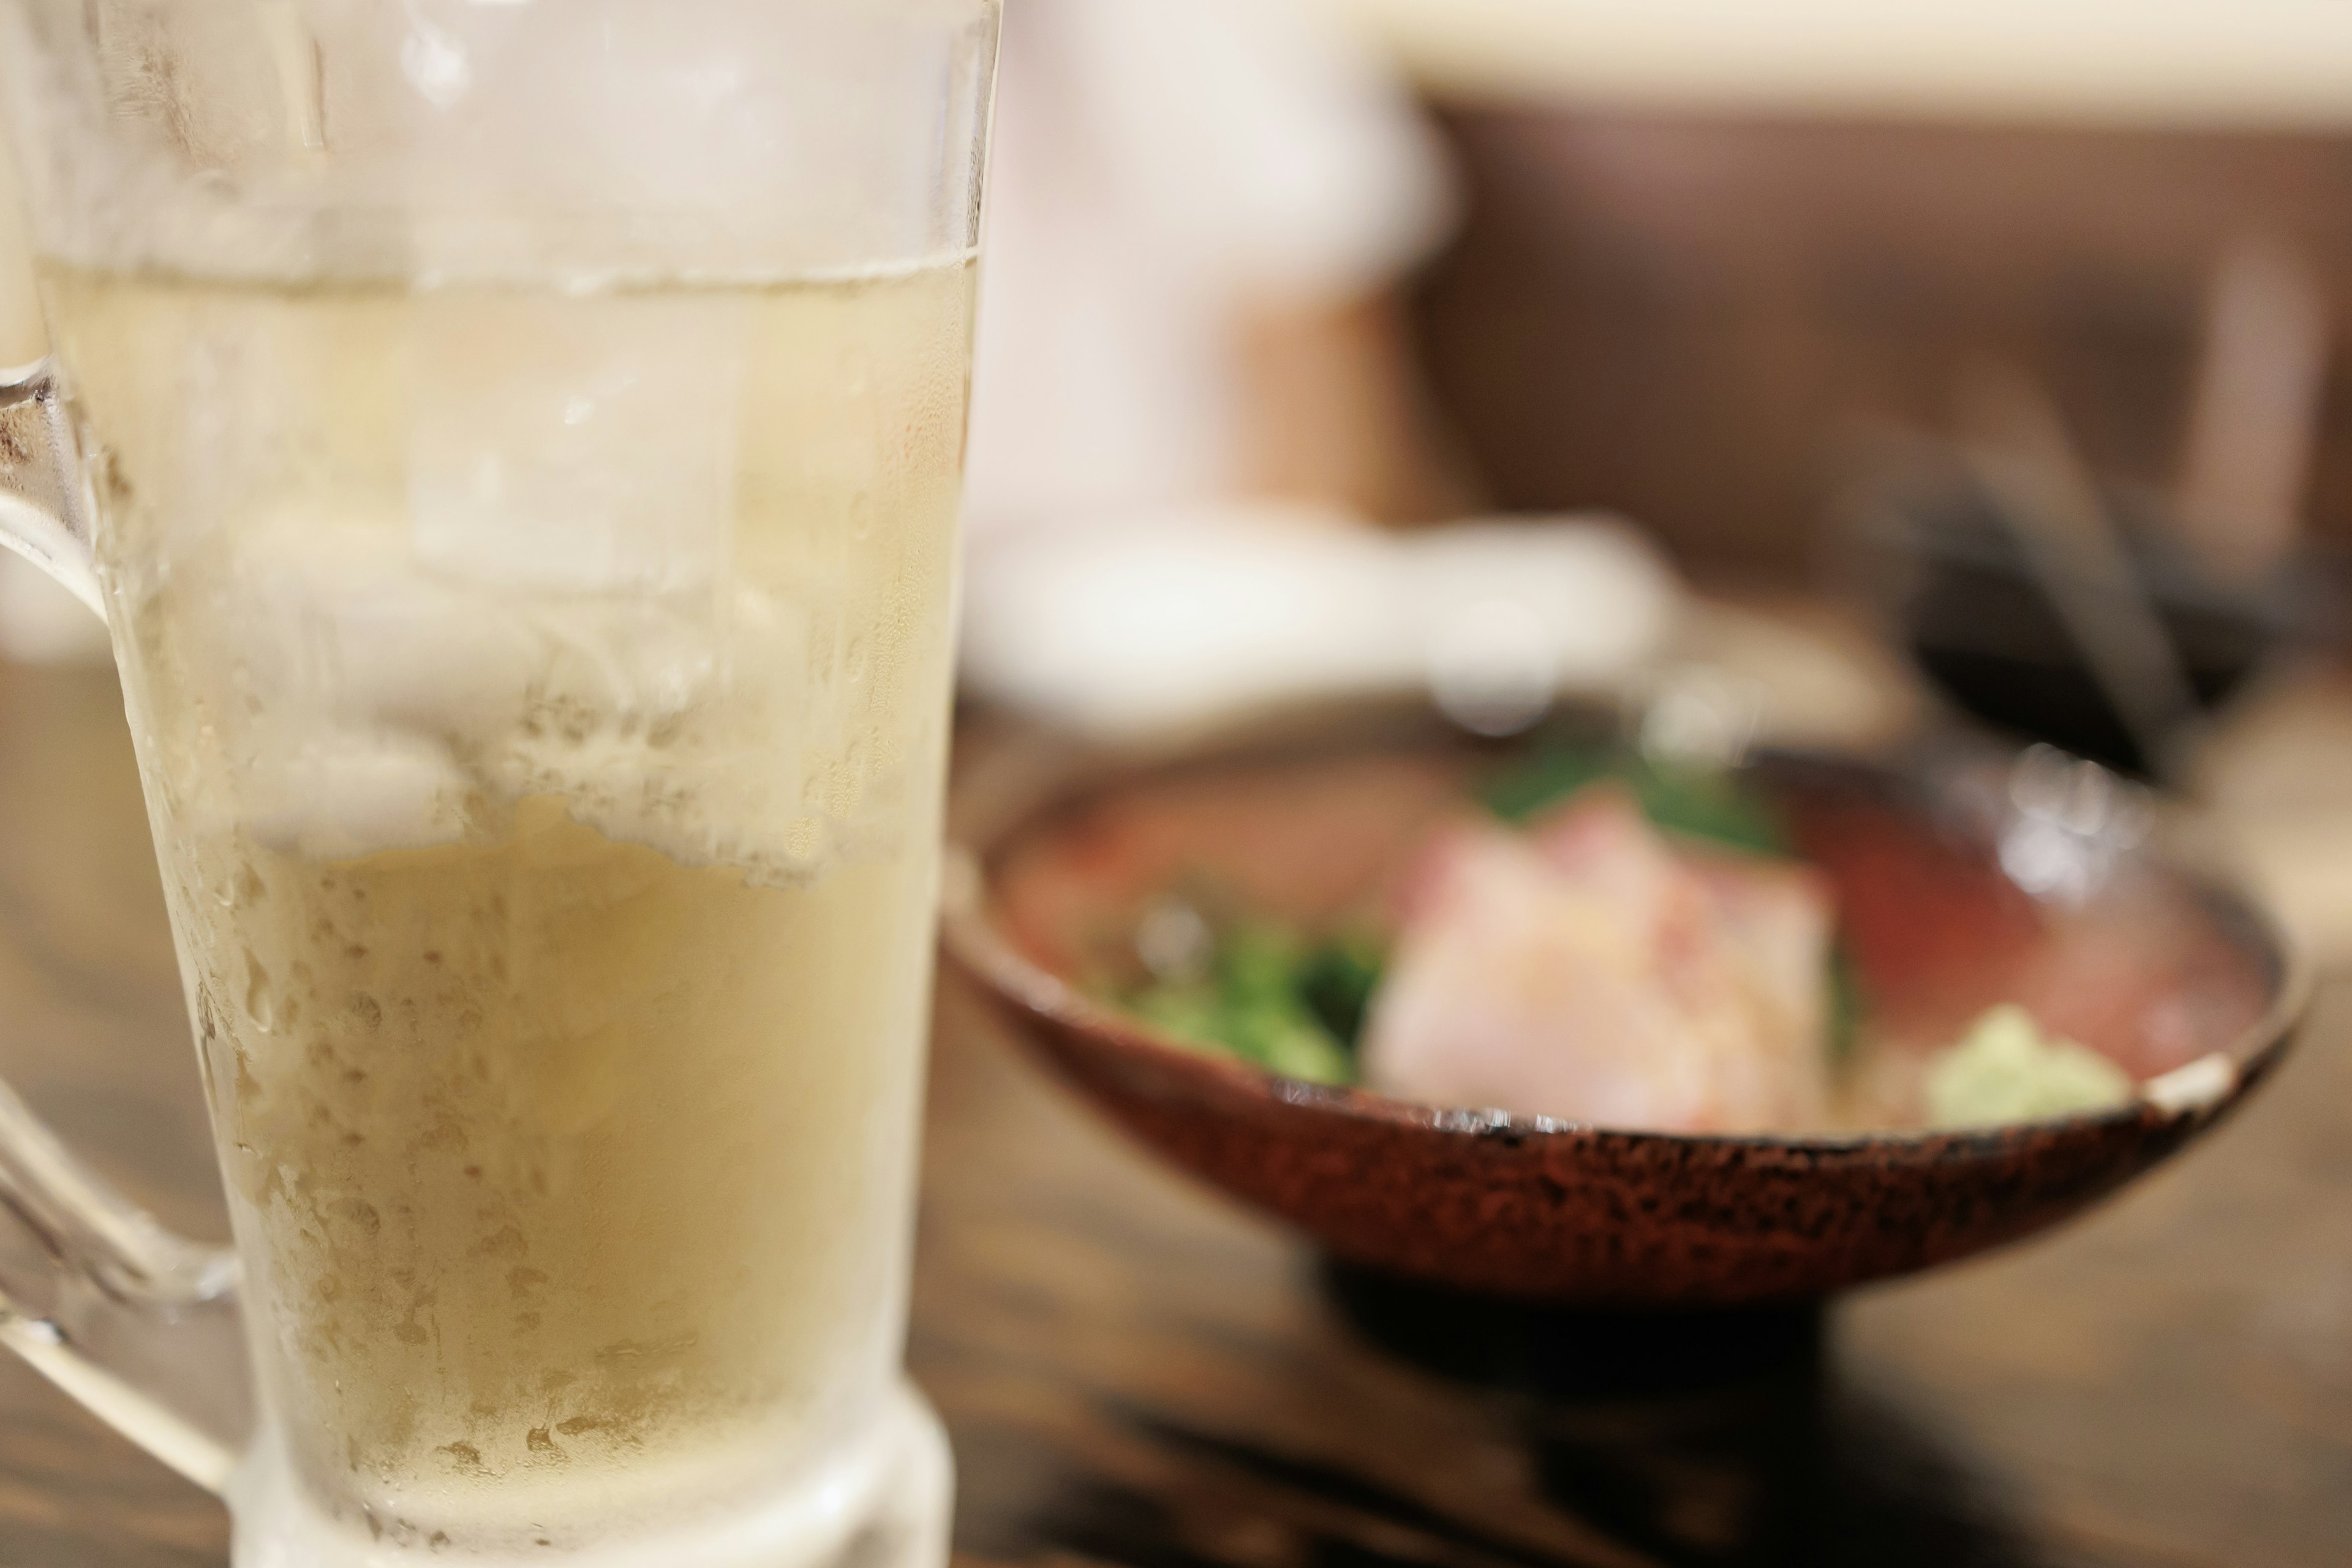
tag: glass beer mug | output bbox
[0,2,996,1564]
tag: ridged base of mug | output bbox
[227,1381,953,1568]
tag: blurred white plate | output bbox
[958,501,1679,741]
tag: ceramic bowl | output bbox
[940,709,2307,1304]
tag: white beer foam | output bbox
[243,734,472,862]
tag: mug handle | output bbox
[0,361,252,1494]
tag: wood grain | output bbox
[0,658,2343,1566]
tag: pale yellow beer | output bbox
[39,258,973,1537]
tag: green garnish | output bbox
[1479,743,1616,824]
[1296,930,1384,1050]
[1926,1006,2133,1129]
[1479,742,1788,855]
[1828,941,1865,1065]
[1126,921,1378,1087]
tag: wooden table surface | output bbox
[0,657,2346,1567]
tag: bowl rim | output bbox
[939,721,2313,1158]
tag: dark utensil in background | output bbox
[1845,443,2334,779]
[1845,239,2342,780]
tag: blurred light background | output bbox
[957,0,2352,963]
[9,0,2352,956]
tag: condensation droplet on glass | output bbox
[244,951,274,1033]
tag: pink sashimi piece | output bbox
[1687,851,1837,1061]
[1529,784,1688,929]
[1364,823,1719,1129]
[1362,787,1834,1134]
[1532,789,1836,1112]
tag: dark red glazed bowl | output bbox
[940,709,2307,1304]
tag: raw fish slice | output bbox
[1686,851,1836,1124]
[1365,823,1719,1128]
[1534,788,1833,1126]
[1364,790,1834,1133]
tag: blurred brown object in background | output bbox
[2174,235,2332,584]
[1408,110,2352,585]
[1235,292,1486,526]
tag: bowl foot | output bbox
[1321,1258,1825,1397]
